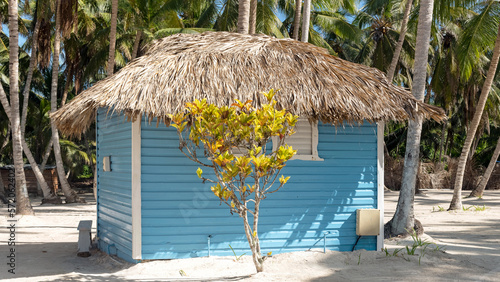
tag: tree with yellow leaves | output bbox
[170,90,298,273]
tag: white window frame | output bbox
[272,118,323,161]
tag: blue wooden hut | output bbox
[52,32,444,263]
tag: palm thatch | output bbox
[52,31,445,136]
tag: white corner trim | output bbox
[377,122,385,251]
[131,118,142,260]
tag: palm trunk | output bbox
[292,0,302,40]
[301,0,311,42]
[249,0,257,34]
[131,30,142,60]
[21,15,41,135]
[22,140,56,199]
[40,139,53,171]
[107,0,118,75]
[386,0,413,82]
[37,139,54,195]
[9,0,34,215]
[424,83,432,104]
[469,136,500,198]
[60,68,73,107]
[438,120,447,164]
[450,23,500,210]
[238,0,250,34]
[18,14,55,200]
[387,0,434,236]
[50,0,83,204]
[0,124,10,203]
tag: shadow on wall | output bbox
[139,122,379,259]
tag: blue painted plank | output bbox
[96,108,133,263]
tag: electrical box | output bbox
[103,156,111,172]
[356,209,380,236]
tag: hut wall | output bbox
[96,108,134,262]
[140,119,379,260]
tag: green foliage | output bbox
[462,205,488,211]
[432,206,446,212]
[228,244,246,261]
[384,229,445,265]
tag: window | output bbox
[273,118,323,161]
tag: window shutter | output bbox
[288,119,313,155]
[273,118,323,161]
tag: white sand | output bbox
[1,190,499,281]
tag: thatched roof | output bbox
[52,31,445,136]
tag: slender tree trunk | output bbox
[292,0,302,40]
[21,15,41,135]
[253,193,261,255]
[0,80,11,115]
[450,23,500,210]
[469,137,500,198]
[438,120,447,163]
[387,0,434,236]
[60,68,73,107]
[469,120,485,160]
[249,0,257,34]
[131,30,142,60]
[9,0,34,215]
[445,126,454,156]
[17,13,56,200]
[238,0,251,34]
[40,139,53,171]
[386,0,413,82]
[50,0,83,204]
[242,210,263,272]
[0,124,10,203]
[37,139,54,196]
[22,140,57,199]
[301,0,311,42]
[424,83,432,104]
[107,0,118,75]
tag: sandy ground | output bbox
[0,190,499,281]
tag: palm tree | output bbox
[386,0,414,82]
[450,0,500,209]
[385,0,434,236]
[353,0,415,75]
[50,0,83,203]
[20,0,60,201]
[7,0,34,214]
[471,136,500,197]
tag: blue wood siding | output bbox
[96,108,134,262]
[141,120,378,259]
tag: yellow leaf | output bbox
[267,251,272,256]
[253,231,257,238]
[196,168,203,178]
[279,175,290,185]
